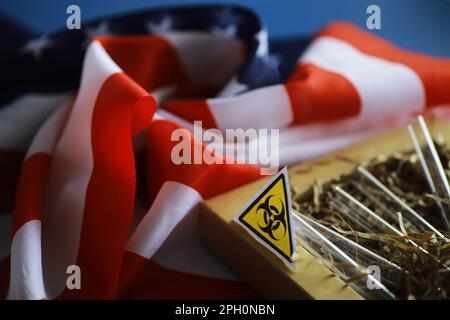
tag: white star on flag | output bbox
[255,30,269,57]
[210,24,237,38]
[84,21,110,45]
[146,16,173,34]
[20,35,53,60]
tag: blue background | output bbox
[1,0,450,57]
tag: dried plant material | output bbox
[292,140,450,300]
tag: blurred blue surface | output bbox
[1,0,450,57]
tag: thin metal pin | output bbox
[291,210,396,299]
[407,117,450,230]
[329,198,376,233]
[292,209,403,272]
[334,186,402,236]
[334,186,429,255]
[357,165,445,238]
[417,115,450,198]
[407,124,435,192]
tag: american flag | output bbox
[1,5,450,299]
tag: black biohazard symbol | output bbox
[237,171,294,264]
[256,195,287,241]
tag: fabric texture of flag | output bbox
[1,4,450,299]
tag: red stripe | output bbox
[98,36,188,92]
[12,153,50,236]
[317,22,450,107]
[59,73,156,299]
[163,99,218,129]
[119,252,258,300]
[286,63,361,123]
[117,119,260,294]
[146,119,261,203]
[118,251,147,296]
[98,35,245,100]
[0,150,24,215]
[171,83,224,98]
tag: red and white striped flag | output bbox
[2,20,450,300]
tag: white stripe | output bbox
[300,36,426,118]
[152,210,239,280]
[126,181,202,259]
[162,32,243,85]
[218,76,248,97]
[279,128,385,165]
[0,93,70,151]
[277,112,418,165]
[156,109,194,131]
[277,112,411,146]
[25,101,71,158]
[151,86,175,105]
[208,84,293,130]
[7,220,46,300]
[42,41,121,298]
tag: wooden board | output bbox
[199,116,450,299]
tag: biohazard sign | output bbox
[235,167,296,267]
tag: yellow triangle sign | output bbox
[235,167,295,267]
